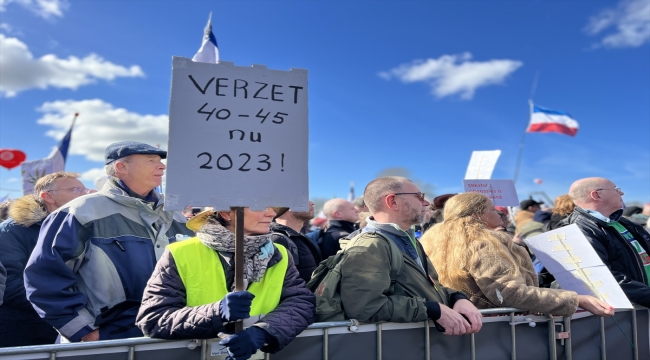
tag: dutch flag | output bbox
[526,103,579,137]
[192,13,219,64]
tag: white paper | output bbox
[524,224,633,309]
[462,179,519,207]
[465,150,501,179]
[164,57,309,211]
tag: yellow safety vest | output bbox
[168,237,288,315]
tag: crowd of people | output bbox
[0,140,649,360]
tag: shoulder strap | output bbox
[354,231,404,280]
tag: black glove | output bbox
[219,291,255,323]
[219,326,270,360]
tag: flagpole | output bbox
[513,71,540,184]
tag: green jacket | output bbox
[339,231,465,323]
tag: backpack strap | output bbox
[349,231,404,281]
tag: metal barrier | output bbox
[0,307,645,360]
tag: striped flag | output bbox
[192,13,219,64]
[527,103,579,137]
[21,114,76,195]
[348,181,355,202]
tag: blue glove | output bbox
[219,326,269,360]
[219,291,255,323]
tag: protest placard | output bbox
[164,57,309,211]
[462,179,518,206]
[464,150,501,179]
[524,224,633,309]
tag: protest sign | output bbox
[524,224,633,309]
[462,179,518,206]
[164,57,309,211]
[464,150,501,179]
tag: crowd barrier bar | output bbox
[0,307,644,360]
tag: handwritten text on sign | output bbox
[164,57,309,211]
[462,179,519,207]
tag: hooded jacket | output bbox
[23,180,194,342]
[560,207,650,307]
[0,195,58,347]
[270,222,322,283]
[338,218,467,323]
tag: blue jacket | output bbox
[0,195,58,347]
[24,180,193,342]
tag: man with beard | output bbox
[271,202,323,283]
[333,176,482,335]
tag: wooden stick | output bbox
[233,206,245,333]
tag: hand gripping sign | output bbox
[164,57,309,211]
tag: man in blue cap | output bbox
[24,141,194,343]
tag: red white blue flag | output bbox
[527,104,579,137]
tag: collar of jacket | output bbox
[575,207,624,224]
[270,222,304,238]
[105,177,163,210]
[8,194,48,227]
[327,220,357,232]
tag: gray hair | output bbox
[104,155,133,178]
[352,196,365,208]
[363,176,410,213]
[33,171,80,195]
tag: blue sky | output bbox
[1,0,649,206]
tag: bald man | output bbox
[320,198,359,259]
[561,177,650,307]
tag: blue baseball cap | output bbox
[104,141,167,165]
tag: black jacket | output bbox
[560,207,650,307]
[320,220,357,259]
[136,243,315,353]
[270,223,322,284]
[0,195,58,347]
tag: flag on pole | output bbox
[192,12,219,64]
[348,181,355,202]
[21,114,77,195]
[527,103,579,137]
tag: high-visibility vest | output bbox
[168,237,288,315]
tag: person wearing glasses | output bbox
[322,176,483,335]
[24,142,194,343]
[0,172,88,347]
[560,177,650,308]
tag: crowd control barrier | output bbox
[1,306,647,360]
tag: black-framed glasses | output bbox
[595,187,622,194]
[393,192,426,201]
[47,187,90,194]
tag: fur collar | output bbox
[8,195,48,227]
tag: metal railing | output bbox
[0,307,642,360]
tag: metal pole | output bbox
[233,206,245,334]
[600,317,606,360]
[546,315,557,360]
[201,339,207,360]
[470,333,476,360]
[510,312,517,360]
[323,328,329,360]
[563,317,572,360]
[128,346,135,360]
[377,323,383,360]
[50,352,56,360]
[424,320,430,360]
[631,308,638,360]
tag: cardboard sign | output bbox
[164,57,309,211]
[462,179,518,206]
[524,224,633,309]
[464,150,501,179]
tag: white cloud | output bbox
[585,0,650,48]
[379,52,523,99]
[36,99,169,162]
[79,168,106,181]
[0,34,144,97]
[0,0,69,19]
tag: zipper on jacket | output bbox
[114,240,126,251]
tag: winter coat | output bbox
[135,242,315,353]
[545,214,568,231]
[560,207,650,307]
[514,210,535,233]
[0,195,58,347]
[23,180,193,342]
[446,231,579,317]
[0,260,5,306]
[338,225,467,323]
[270,222,322,284]
[320,220,357,259]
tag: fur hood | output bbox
[8,195,48,227]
